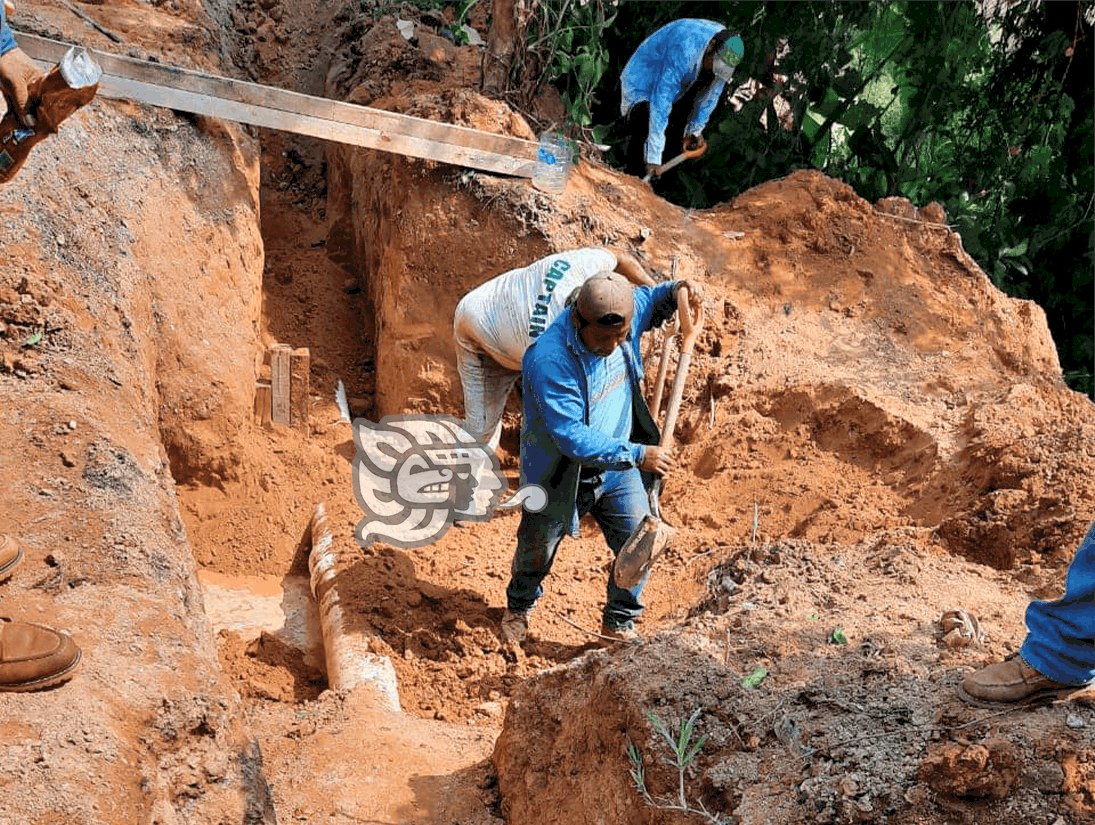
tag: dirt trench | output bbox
[0,2,1093,825]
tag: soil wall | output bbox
[0,39,271,824]
[324,84,549,419]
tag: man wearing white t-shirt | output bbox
[453,248,654,452]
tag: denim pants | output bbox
[1021,520,1095,685]
[506,467,651,630]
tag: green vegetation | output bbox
[627,709,734,824]
[515,0,619,143]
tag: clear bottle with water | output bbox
[531,131,572,195]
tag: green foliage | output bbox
[648,708,708,770]
[586,1,1093,397]
[519,0,619,141]
[741,666,768,688]
[627,709,734,824]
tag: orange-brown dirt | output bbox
[0,2,1091,825]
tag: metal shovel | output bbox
[613,285,705,589]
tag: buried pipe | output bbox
[309,501,401,711]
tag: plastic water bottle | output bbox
[531,131,572,195]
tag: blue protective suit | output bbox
[620,18,729,166]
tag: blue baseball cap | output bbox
[713,35,744,80]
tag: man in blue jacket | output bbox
[0,5,83,692]
[959,521,1094,705]
[501,270,703,643]
[620,18,744,180]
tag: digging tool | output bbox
[649,258,679,419]
[613,285,705,590]
[642,141,706,182]
[650,314,676,420]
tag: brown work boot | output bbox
[600,621,640,643]
[500,609,529,644]
[0,617,82,691]
[0,534,22,583]
[958,655,1077,706]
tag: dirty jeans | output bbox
[505,467,651,630]
[1021,520,1095,686]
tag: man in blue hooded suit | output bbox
[620,18,744,180]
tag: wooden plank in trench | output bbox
[289,347,310,431]
[270,344,291,427]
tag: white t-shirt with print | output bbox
[455,248,617,371]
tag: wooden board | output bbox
[270,345,291,427]
[289,347,310,432]
[253,380,272,428]
[16,32,540,178]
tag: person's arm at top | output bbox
[644,65,679,171]
[612,250,656,287]
[686,77,728,138]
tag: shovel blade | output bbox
[612,516,677,590]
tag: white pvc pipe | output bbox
[308,502,401,710]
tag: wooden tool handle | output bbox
[659,286,705,448]
[650,315,676,419]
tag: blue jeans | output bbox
[506,468,651,630]
[1021,520,1095,686]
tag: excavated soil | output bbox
[0,2,1092,825]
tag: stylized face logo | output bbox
[352,414,540,549]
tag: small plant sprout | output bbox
[626,709,734,824]
[625,739,653,805]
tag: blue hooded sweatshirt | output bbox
[520,281,679,537]
[620,18,730,166]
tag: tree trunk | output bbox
[483,0,517,95]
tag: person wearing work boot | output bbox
[454,248,654,454]
[0,535,82,691]
[0,8,84,692]
[958,521,1094,706]
[620,19,744,180]
[500,270,703,645]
